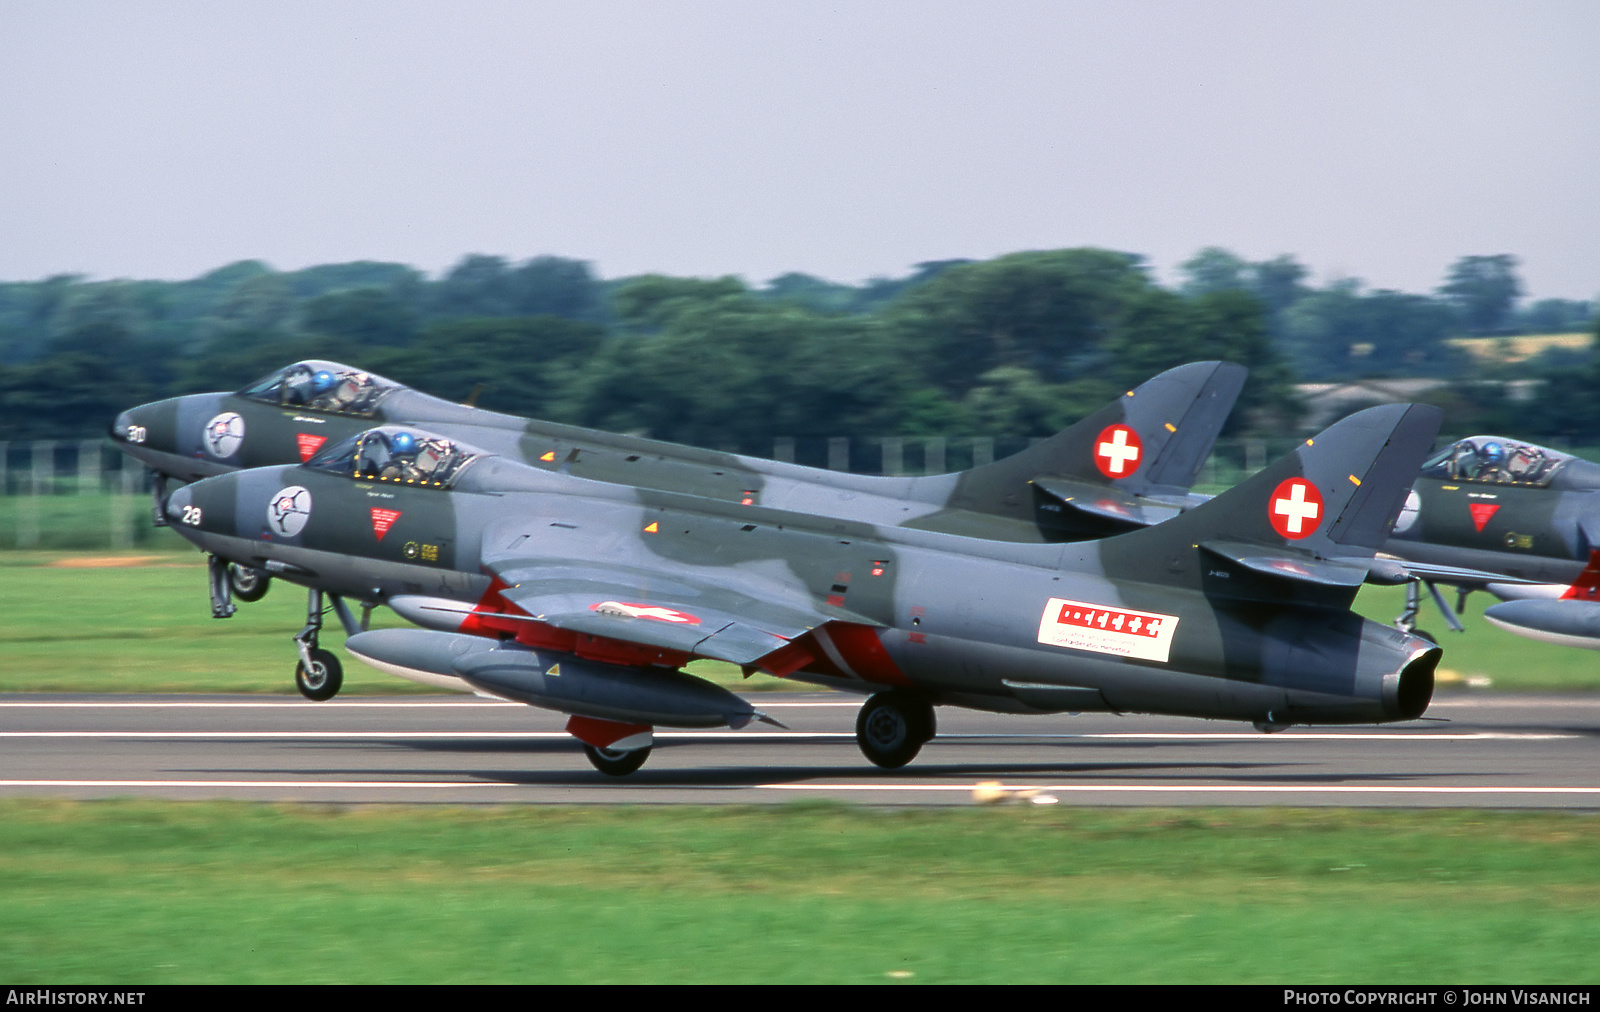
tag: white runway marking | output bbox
[0,731,848,740]
[0,700,517,708]
[759,783,1600,796]
[977,731,1576,741]
[0,699,857,709]
[1,780,1597,799]
[0,780,505,790]
[0,730,1572,741]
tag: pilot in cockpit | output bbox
[1505,443,1550,483]
[355,429,468,485]
[283,366,338,407]
[315,371,379,413]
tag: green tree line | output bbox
[0,248,1592,449]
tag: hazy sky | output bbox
[2,1,1596,299]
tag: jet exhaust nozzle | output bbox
[1259,616,1438,724]
[1385,644,1439,721]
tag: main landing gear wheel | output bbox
[295,648,343,702]
[583,744,651,776]
[227,564,271,603]
[855,691,936,769]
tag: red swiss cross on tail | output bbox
[370,508,402,540]
[1093,424,1143,478]
[1268,478,1324,540]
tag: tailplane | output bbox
[914,360,1246,535]
[1098,403,1443,604]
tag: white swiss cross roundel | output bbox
[1269,478,1324,540]
[1093,424,1143,478]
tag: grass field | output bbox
[0,493,185,551]
[0,550,1593,694]
[0,550,788,694]
[2,801,1597,984]
[3,555,1598,984]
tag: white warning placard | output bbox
[1036,597,1179,662]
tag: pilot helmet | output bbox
[1482,441,1505,464]
[312,370,338,393]
[389,431,418,454]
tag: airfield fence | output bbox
[0,435,1309,551]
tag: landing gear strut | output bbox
[1394,579,1465,637]
[855,691,937,769]
[207,554,236,619]
[292,586,364,701]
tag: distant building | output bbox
[1295,378,1542,431]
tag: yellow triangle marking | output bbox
[540,450,556,462]
[546,664,561,676]
[644,522,659,533]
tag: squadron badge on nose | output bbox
[268,485,313,537]
[204,412,246,458]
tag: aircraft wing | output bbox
[1376,556,1549,590]
[480,513,854,666]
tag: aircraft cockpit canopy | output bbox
[1419,436,1574,487]
[305,427,485,489]
[239,361,398,416]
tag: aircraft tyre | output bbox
[295,649,343,701]
[856,691,935,769]
[228,564,271,603]
[583,744,651,776]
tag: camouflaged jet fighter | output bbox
[159,403,1442,775]
[112,358,1245,545]
[111,359,1246,669]
[1380,434,1600,649]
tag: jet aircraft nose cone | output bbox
[165,484,192,525]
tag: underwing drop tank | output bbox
[344,628,769,728]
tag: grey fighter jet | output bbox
[111,360,1246,675]
[160,403,1442,774]
[1380,434,1600,648]
[112,358,1245,543]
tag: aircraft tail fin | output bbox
[936,361,1246,523]
[1098,403,1443,601]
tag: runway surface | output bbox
[3,691,1599,807]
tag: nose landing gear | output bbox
[292,586,366,701]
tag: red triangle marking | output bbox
[296,433,327,461]
[370,508,402,540]
[1468,503,1500,532]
